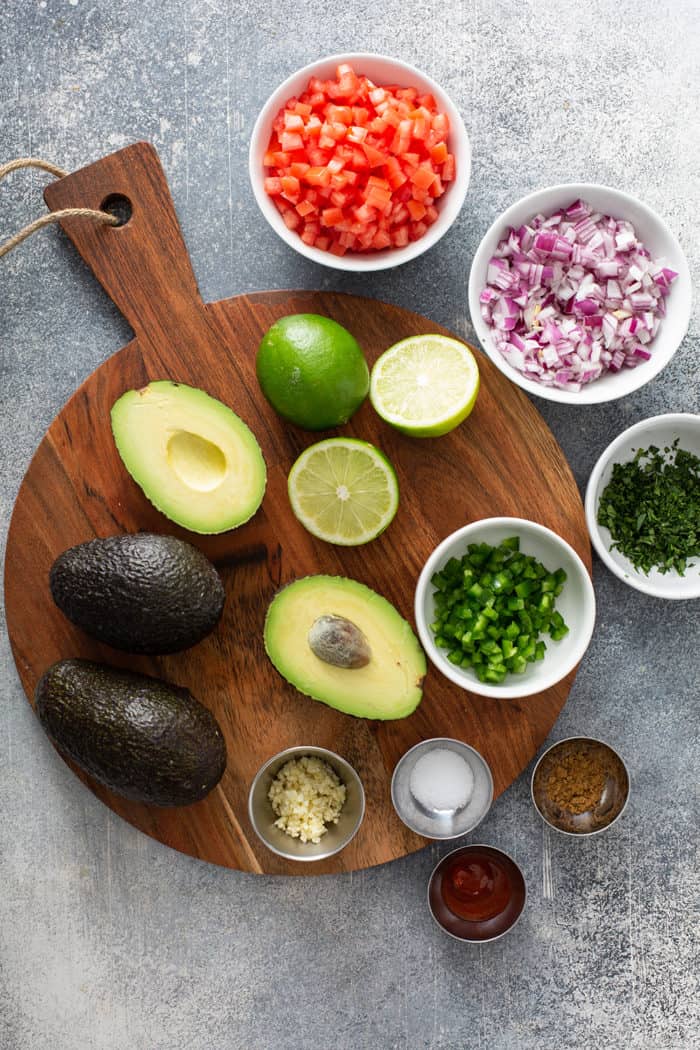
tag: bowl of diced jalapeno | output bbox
[414,518,596,699]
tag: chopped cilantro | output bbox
[597,438,700,576]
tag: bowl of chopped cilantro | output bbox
[585,414,700,599]
[415,518,596,699]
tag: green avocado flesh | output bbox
[264,576,426,720]
[35,659,227,806]
[111,381,267,534]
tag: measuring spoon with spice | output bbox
[531,737,630,836]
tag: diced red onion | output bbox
[479,199,678,391]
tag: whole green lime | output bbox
[256,314,370,430]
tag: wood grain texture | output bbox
[4,143,591,874]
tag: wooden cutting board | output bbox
[4,142,591,874]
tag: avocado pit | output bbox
[308,614,371,669]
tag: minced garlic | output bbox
[268,755,346,844]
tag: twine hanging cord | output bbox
[0,156,120,259]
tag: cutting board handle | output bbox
[43,142,205,348]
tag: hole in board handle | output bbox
[100,193,132,226]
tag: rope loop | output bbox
[0,156,120,259]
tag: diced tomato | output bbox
[280,132,303,152]
[432,113,450,137]
[327,105,353,125]
[372,230,392,250]
[411,116,429,140]
[430,142,448,164]
[354,202,376,224]
[407,199,427,221]
[308,148,331,166]
[393,225,410,247]
[321,207,344,227]
[289,162,310,178]
[263,62,455,255]
[362,142,385,168]
[282,209,301,230]
[280,175,300,200]
[411,164,437,191]
[347,125,367,144]
[441,154,456,181]
[302,166,331,187]
[392,203,409,225]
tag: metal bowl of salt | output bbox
[391,738,494,840]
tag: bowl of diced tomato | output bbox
[249,53,471,271]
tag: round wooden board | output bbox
[5,288,591,875]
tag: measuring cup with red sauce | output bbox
[428,844,526,941]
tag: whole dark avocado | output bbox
[35,659,227,806]
[49,532,225,654]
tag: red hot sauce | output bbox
[429,845,526,941]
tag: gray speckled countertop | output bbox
[1,2,698,1048]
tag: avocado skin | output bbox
[50,533,225,654]
[35,659,227,806]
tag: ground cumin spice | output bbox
[533,738,629,834]
[545,744,610,813]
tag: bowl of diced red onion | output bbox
[249,53,471,271]
[468,185,691,403]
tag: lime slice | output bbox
[288,438,399,546]
[370,334,480,437]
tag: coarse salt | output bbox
[409,748,475,813]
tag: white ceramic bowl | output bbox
[467,184,691,404]
[585,413,700,599]
[414,518,596,699]
[249,52,471,272]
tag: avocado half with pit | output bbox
[111,381,266,534]
[264,575,426,720]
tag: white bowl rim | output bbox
[530,734,631,838]
[249,51,471,272]
[584,412,700,599]
[414,516,596,699]
[467,181,692,404]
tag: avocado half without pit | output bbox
[35,659,227,806]
[264,575,426,720]
[111,381,267,535]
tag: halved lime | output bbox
[370,334,480,437]
[288,438,399,546]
